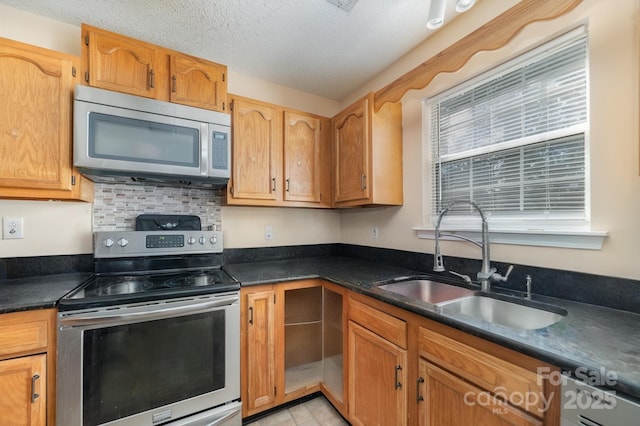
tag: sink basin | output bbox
[437,294,567,330]
[377,279,476,305]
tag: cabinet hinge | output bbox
[222,72,226,82]
[84,72,89,83]
[223,101,226,111]
[71,175,76,186]
[229,100,234,112]
[84,34,89,46]
[72,66,77,77]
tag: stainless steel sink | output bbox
[377,279,476,305]
[437,294,567,330]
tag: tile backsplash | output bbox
[92,183,222,231]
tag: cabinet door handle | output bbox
[249,307,253,324]
[149,69,155,88]
[361,174,367,190]
[31,374,40,403]
[417,377,425,403]
[272,177,276,192]
[172,74,177,93]
[286,178,290,192]
[395,365,402,389]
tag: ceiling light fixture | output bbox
[426,0,446,29]
[455,0,476,13]
[427,0,477,30]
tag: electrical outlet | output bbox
[3,217,24,239]
[372,226,379,239]
[265,225,273,241]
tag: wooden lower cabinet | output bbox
[241,285,560,426]
[347,298,408,425]
[0,354,47,426]
[0,309,56,426]
[418,359,542,426]
[241,280,346,419]
[348,321,407,426]
[417,326,559,425]
[242,286,277,416]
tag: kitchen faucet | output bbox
[433,201,512,292]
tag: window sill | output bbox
[413,227,608,250]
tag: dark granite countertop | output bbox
[0,272,92,314]
[224,256,640,401]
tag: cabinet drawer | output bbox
[0,310,51,358]
[349,299,406,349]
[419,327,545,415]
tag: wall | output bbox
[0,3,341,257]
[340,0,640,281]
[2,1,639,282]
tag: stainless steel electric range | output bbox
[57,228,241,426]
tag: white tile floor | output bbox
[244,395,349,426]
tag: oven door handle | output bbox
[60,296,238,327]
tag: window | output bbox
[427,27,589,233]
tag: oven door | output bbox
[57,292,240,426]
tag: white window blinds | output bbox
[429,28,588,225]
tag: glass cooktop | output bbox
[59,268,239,311]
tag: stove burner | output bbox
[164,273,212,287]
[97,277,154,296]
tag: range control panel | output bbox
[94,230,223,258]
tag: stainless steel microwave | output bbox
[73,86,231,188]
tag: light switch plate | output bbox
[3,217,24,239]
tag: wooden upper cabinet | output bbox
[0,37,93,201]
[333,96,369,204]
[82,24,227,112]
[229,97,282,202]
[85,27,157,98]
[332,92,403,208]
[226,95,332,208]
[170,53,226,111]
[284,111,322,203]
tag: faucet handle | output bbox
[491,264,514,282]
[449,270,472,284]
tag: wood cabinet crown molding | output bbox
[374,0,584,111]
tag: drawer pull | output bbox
[395,365,402,389]
[417,376,425,403]
[31,374,40,403]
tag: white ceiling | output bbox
[0,0,476,101]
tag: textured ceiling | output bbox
[0,0,474,101]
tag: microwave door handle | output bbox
[60,297,238,326]
[201,123,210,176]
